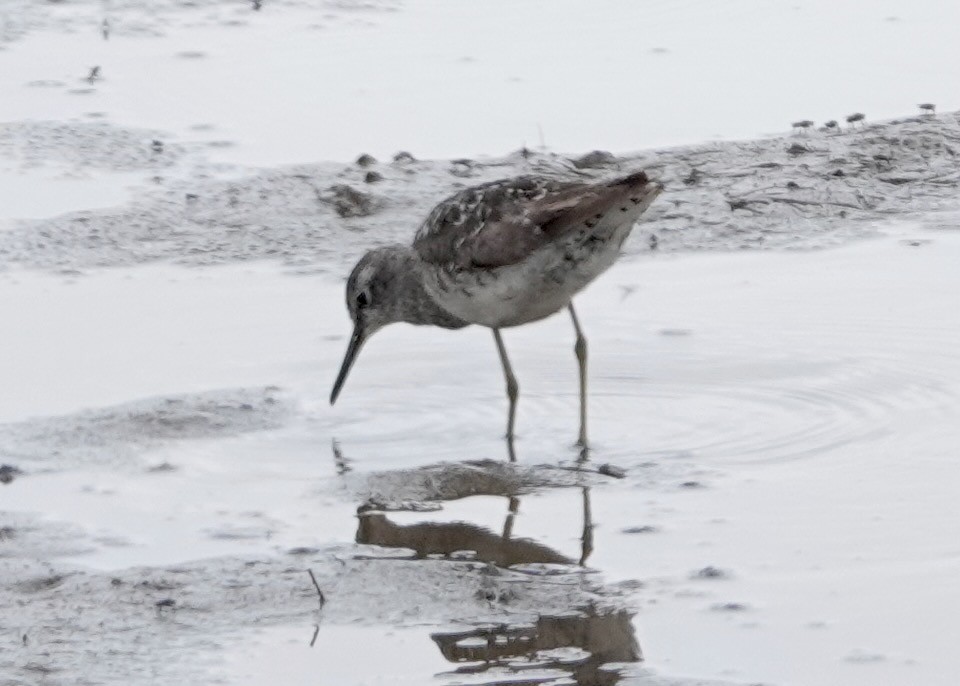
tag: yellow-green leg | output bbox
[493,328,519,446]
[568,303,588,448]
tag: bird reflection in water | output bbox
[343,432,596,565]
[356,487,593,569]
[338,440,636,683]
[354,493,638,684]
[431,608,640,686]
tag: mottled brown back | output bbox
[414,171,651,270]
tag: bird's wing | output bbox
[414,172,654,269]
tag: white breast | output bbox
[421,219,635,328]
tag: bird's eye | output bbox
[356,291,369,308]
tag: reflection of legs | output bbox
[568,304,588,448]
[331,439,351,475]
[493,328,519,445]
[502,496,520,539]
[579,487,594,566]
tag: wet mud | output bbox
[351,457,615,506]
[2,113,960,272]
[0,387,291,472]
[2,460,643,685]
[2,389,646,684]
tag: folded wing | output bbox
[414,171,653,270]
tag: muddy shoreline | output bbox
[3,2,960,681]
[3,111,960,274]
[4,112,960,682]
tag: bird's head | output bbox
[330,246,407,404]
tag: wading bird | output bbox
[330,171,662,449]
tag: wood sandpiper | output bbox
[330,170,662,450]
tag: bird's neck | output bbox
[383,246,467,329]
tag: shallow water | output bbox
[4,225,960,684]
[3,0,959,165]
[0,164,141,220]
[216,625,455,686]
[215,613,639,686]
[4,1,960,682]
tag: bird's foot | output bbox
[505,436,518,463]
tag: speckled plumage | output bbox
[413,171,661,327]
[331,170,663,447]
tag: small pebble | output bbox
[711,602,749,612]
[597,463,626,479]
[692,566,729,580]
[571,150,616,169]
[0,464,22,484]
[147,462,176,473]
[287,546,321,556]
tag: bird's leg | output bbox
[493,328,519,445]
[568,303,588,449]
[579,487,594,567]
[506,438,517,464]
[502,496,520,539]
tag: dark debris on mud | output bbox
[0,464,22,485]
[4,114,960,273]
[321,183,381,218]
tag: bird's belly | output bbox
[423,225,629,328]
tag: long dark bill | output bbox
[330,325,366,405]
